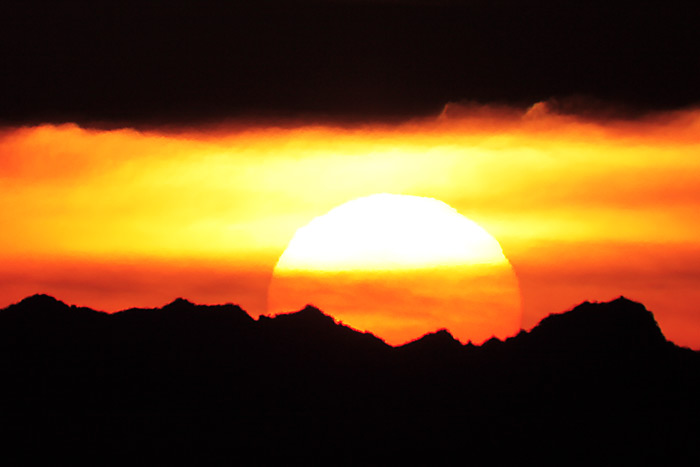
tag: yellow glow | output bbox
[268,194,522,345]
[276,194,506,271]
[2,105,700,347]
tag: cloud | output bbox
[0,1,697,127]
[2,106,700,347]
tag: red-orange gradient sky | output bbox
[2,103,700,348]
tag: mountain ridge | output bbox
[0,293,685,351]
[1,293,698,464]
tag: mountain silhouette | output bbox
[528,296,667,350]
[0,294,698,464]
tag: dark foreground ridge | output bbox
[1,295,698,464]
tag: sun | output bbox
[268,193,521,345]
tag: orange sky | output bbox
[2,103,700,348]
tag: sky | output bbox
[2,1,697,124]
[1,1,700,347]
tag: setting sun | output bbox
[2,2,699,462]
[1,107,700,348]
[268,194,522,345]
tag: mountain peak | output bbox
[163,297,196,311]
[5,294,72,316]
[408,328,461,346]
[16,294,67,309]
[298,304,329,318]
[398,328,464,356]
[608,295,648,311]
[264,304,336,327]
[529,297,667,351]
[1,294,102,325]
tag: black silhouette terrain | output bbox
[0,295,698,464]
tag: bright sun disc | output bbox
[268,193,522,345]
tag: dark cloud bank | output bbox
[1,0,698,127]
